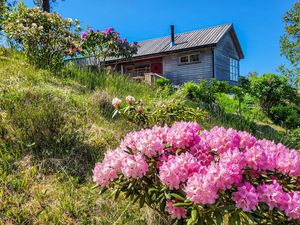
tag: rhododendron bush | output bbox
[93,122,300,224]
[80,27,138,68]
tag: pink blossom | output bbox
[165,200,186,219]
[285,192,300,220]
[81,32,87,40]
[112,97,122,109]
[184,171,218,205]
[88,28,93,33]
[201,127,240,154]
[125,95,135,105]
[159,152,203,189]
[257,180,288,211]
[166,122,200,150]
[232,183,258,212]
[238,131,257,149]
[103,27,115,35]
[121,154,148,178]
[244,145,270,171]
[93,149,127,187]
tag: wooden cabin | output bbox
[74,24,244,85]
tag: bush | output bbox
[3,2,80,72]
[182,80,230,108]
[269,105,300,129]
[248,73,298,115]
[286,128,300,149]
[111,95,207,128]
[93,122,300,224]
[156,77,170,87]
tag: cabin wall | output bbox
[162,49,213,85]
[214,32,240,82]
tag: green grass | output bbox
[0,54,298,224]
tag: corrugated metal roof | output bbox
[134,24,232,57]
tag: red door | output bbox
[151,63,163,74]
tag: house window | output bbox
[190,54,200,63]
[179,54,200,65]
[230,58,239,81]
[179,56,189,64]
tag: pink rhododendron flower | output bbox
[112,97,122,109]
[244,145,270,171]
[238,131,257,149]
[184,171,218,205]
[159,152,203,189]
[285,192,300,220]
[103,27,114,35]
[201,127,240,154]
[257,180,288,211]
[93,148,127,187]
[166,122,200,150]
[81,32,87,40]
[121,154,148,178]
[232,183,258,212]
[125,95,135,105]
[165,200,186,219]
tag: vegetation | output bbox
[3,3,80,72]
[1,1,300,224]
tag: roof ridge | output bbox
[136,23,232,44]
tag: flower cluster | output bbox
[93,122,300,222]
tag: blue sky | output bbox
[24,0,297,76]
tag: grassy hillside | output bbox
[0,56,166,224]
[0,55,298,224]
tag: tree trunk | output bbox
[42,0,50,12]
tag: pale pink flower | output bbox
[112,97,122,109]
[121,154,148,178]
[232,183,258,212]
[165,200,186,219]
[125,95,135,105]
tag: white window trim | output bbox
[178,53,201,65]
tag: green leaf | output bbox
[114,189,121,200]
[171,193,186,201]
[139,195,145,208]
[191,209,198,221]
[112,110,119,118]
[172,202,192,207]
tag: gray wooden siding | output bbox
[214,33,240,81]
[163,49,213,85]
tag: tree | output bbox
[280,1,300,88]
[34,0,62,12]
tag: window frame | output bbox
[230,58,239,81]
[178,53,201,65]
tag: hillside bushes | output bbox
[3,2,80,72]
[93,122,300,224]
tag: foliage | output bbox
[269,104,300,129]
[280,1,300,88]
[156,77,170,87]
[79,27,138,69]
[111,95,207,128]
[286,128,300,150]
[93,122,300,224]
[248,73,298,114]
[182,80,230,109]
[3,2,80,72]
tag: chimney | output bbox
[170,25,175,47]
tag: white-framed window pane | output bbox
[180,56,189,64]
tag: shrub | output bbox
[93,122,300,224]
[285,128,300,149]
[182,80,230,108]
[111,96,207,127]
[3,2,80,72]
[156,77,170,87]
[269,104,300,129]
[248,73,298,115]
[79,27,138,68]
